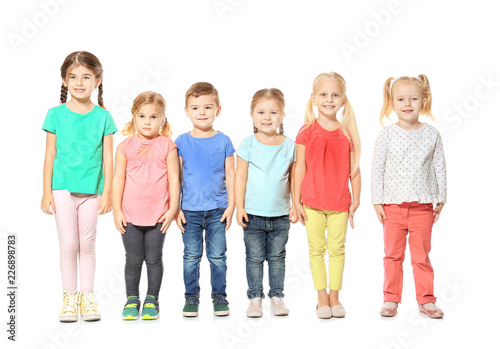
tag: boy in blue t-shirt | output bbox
[175,82,235,317]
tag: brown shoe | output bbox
[419,303,444,319]
[380,301,398,317]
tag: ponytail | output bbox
[341,99,361,176]
[97,83,105,108]
[417,74,433,118]
[60,83,68,104]
[379,77,395,126]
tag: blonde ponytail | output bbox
[379,77,395,126]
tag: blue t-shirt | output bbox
[176,131,235,211]
[237,135,296,217]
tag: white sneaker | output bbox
[59,291,78,322]
[270,297,289,316]
[246,298,263,318]
[77,292,101,321]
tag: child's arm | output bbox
[159,149,181,233]
[372,131,388,224]
[432,134,446,224]
[349,160,361,229]
[99,134,114,215]
[41,132,57,215]
[112,149,127,234]
[235,156,249,227]
[288,161,298,223]
[221,154,236,231]
[292,144,308,225]
[175,156,186,233]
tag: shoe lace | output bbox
[186,296,199,305]
[79,293,98,312]
[213,295,229,305]
[62,291,76,312]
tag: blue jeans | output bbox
[243,214,289,299]
[182,208,227,298]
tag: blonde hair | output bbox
[185,82,220,107]
[380,74,433,126]
[250,88,285,135]
[303,72,360,176]
[122,91,172,138]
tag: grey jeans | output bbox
[122,223,166,299]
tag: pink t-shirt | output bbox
[117,134,177,226]
[295,121,352,212]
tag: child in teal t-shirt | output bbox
[235,88,296,318]
[41,51,117,323]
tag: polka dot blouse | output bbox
[371,123,447,205]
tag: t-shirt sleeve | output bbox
[175,135,183,158]
[42,109,56,134]
[166,138,178,156]
[236,137,250,162]
[104,110,118,136]
[291,140,297,162]
[295,125,308,145]
[117,139,127,158]
[225,136,236,157]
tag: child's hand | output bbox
[295,204,308,226]
[236,208,249,227]
[176,210,186,233]
[221,208,234,231]
[159,210,176,234]
[289,205,298,224]
[433,203,444,224]
[98,193,112,215]
[41,192,56,215]
[114,211,127,234]
[349,201,360,229]
[373,204,386,224]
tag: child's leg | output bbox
[121,224,146,297]
[407,202,436,305]
[143,223,166,299]
[303,206,329,306]
[53,190,79,294]
[181,210,204,298]
[205,208,228,298]
[266,215,289,299]
[243,214,266,299]
[74,193,100,294]
[383,204,409,303]
[325,211,348,304]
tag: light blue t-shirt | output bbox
[237,135,296,217]
[176,131,235,211]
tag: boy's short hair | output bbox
[185,82,220,107]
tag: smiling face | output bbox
[251,98,284,136]
[311,78,346,118]
[63,65,101,102]
[391,82,426,124]
[134,103,163,140]
[184,94,221,131]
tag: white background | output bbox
[1,0,499,348]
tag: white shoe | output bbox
[331,304,346,318]
[77,292,101,321]
[59,291,78,322]
[270,297,289,316]
[246,298,263,318]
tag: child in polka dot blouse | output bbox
[371,75,447,319]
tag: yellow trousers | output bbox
[304,206,348,291]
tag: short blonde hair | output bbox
[185,82,220,107]
[122,91,172,138]
[380,74,434,126]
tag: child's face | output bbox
[134,103,163,140]
[63,65,100,102]
[391,82,426,123]
[184,94,221,131]
[311,79,346,118]
[251,98,284,136]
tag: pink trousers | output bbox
[383,202,436,304]
[53,190,100,294]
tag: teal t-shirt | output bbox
[237,135,296,217]
[42,104,117,195]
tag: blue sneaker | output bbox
[122,296,140,320]
[142,295,159,320]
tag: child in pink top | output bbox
[112,92,180,320]
[294,72,361,319]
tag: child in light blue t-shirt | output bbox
[175,82,235,317]
[235,88,297,318]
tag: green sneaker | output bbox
[182,296,199,317]
[212,295,230,316]
[122,296,140,320]
[142,295,159,320]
